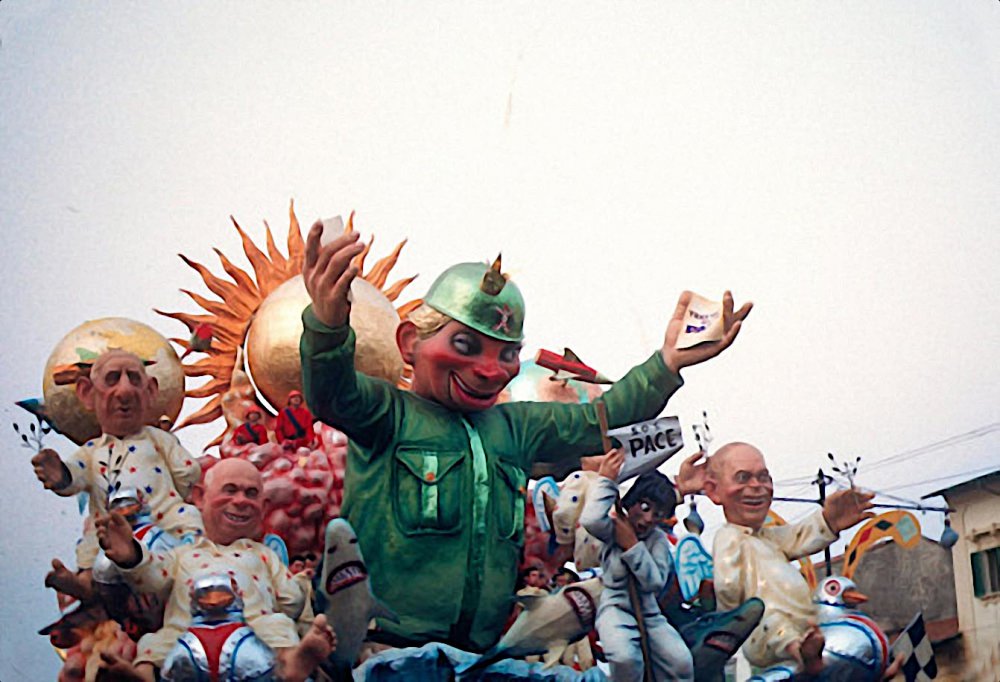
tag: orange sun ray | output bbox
[158,200,419,448]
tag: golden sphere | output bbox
[245,275,404,412]
[42,318,185,445]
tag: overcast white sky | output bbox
[2,2,998,676]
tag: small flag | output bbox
[892,612,937,681]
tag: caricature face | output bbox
[706,444,773,530]
[626,498,671,539]
[78,352,157,439]
[196,459,264,546]
[400,320,521,412]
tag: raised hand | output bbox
[303,219,367,328]
[822,488,876,534]
[676,450,709,496]
[597,448,625,481]
[661,291,752,374]
[31,448,70,491]
[96,512,141,568]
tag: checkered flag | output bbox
[892,612,937,681]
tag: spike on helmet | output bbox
[423,257,525,342]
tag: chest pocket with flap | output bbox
[393,449,465,535]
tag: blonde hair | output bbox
[406,303,452,339]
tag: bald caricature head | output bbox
[192,459,265,546]
[704,442,774,530]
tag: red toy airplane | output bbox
[534,348,612,385]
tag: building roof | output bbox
[921,468,1000,500]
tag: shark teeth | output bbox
[563,587,596,630]
[325,560,368,596]
[705,631,740,654]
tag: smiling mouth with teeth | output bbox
[451,375,497,400]
[325,561,368,596]
[451,374,500,409]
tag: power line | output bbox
[872,465,1000,494]
[861,423,1000,473]
[771,422,999,486]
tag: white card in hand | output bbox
[320,216,345,248]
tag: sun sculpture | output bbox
[157,201,420,441]
[156,201,421,554]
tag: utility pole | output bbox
[813,468,833,576]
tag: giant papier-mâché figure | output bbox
[704,442,875,677]
[94,457,336,682]
[30,349,204,603]
[299,222,752,651]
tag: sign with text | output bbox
[607,416,684,482]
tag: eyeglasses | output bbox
[732,470,772,485]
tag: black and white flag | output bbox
[892,612,937,681]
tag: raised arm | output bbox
[579,451,623,543]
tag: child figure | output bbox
[232,406,269,446]
[580,449,693,682]
[275,390,316,450]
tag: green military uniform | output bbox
[300,306,683,651]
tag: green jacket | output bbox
[300,306,683,650]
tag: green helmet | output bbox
[424,258,525,342]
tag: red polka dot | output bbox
[261,554,268,563]
[193,553,200,558]
[185,460,192,466]
[169,491,177,498]
[129,467,137,473]
[157,512,164,520]
[201,563,209,569]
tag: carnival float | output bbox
[18,203,930,681]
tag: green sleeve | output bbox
[299,305,396,453]
[507,351,683,467]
